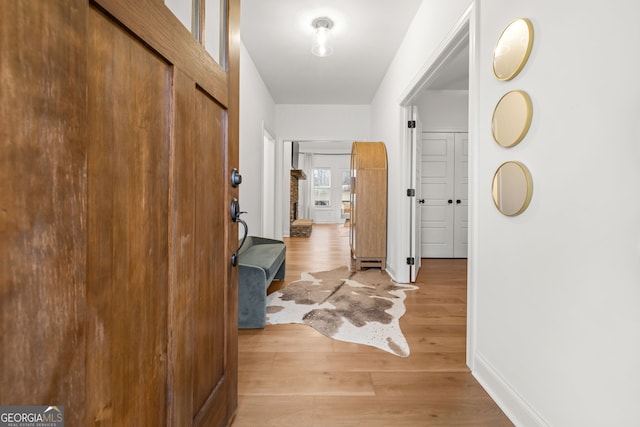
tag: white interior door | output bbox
[421,133,455,257]
[454,133,469,258]
[410,106,422,282]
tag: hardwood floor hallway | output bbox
[233,224,512,426]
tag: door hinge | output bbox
[407,188,415,197]
[406,257,415,265]
[408,120,416,129]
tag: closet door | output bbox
[421,133,455,258]
[420,132,468,258]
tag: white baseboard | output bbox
[472,353,550,427]
[385,264,401,283]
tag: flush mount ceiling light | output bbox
[311,17,334,57]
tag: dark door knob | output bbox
[456,199,461,204]
[231,168,242,187]
[448,199,453,204]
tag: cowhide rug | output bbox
[265,266,418,357]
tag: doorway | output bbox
[401,22,470,280]
[281,140,352,235]
[398,3,477,368]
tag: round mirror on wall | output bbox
[492,161,533,216]
[493,18,534,80]
[492,90,533,147]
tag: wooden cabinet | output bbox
[350,142,388,269]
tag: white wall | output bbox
[239,42,276,237]
[276,104,371,141]
[370,0,472,282]
[417,90,468,132]
[471,1,640,425]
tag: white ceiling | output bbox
[240,0,427,104]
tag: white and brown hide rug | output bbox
[265,266,418,357]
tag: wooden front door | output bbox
[1,1,239,425]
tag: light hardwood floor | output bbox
[233,224,512,426]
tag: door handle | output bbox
[448,199,453,204]
[230,198,248,267]
[456,200,461,204]
[418,199,425,204]
[230,198,245,222]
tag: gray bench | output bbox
[238,236,286,329]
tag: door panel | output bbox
[421,133,455,257]
[0,2,87,426]
[192,88,227,421]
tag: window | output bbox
[313,168,331,206]
[341,170,350,202]
[341,170,351,219]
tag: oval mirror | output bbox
[492,90,533,147]
[492,161,533,216]
[493,18,534,80]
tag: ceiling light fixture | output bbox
[311,17,334,57]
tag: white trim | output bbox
[262,121,276,144]
[262,125,276,238]
[385,263,400,284]
[395,106,412,284]
[473,353,550,427]
[398,4,473,106]
[281,140,293,237]
[421,126,469,133]
[466,0,479,372]
[274,137,284,240]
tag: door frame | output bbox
[262,124,276,238]
[398,2,478,369]
[409,105,422,282]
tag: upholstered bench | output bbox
[237,236,286,329]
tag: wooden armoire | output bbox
[350,142,388,270]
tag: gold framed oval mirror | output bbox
[492,90,533,147]
[493,18,534,81]
[492,161,533,216]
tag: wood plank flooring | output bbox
[233,224,512,426]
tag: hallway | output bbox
[234,224,512,426]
